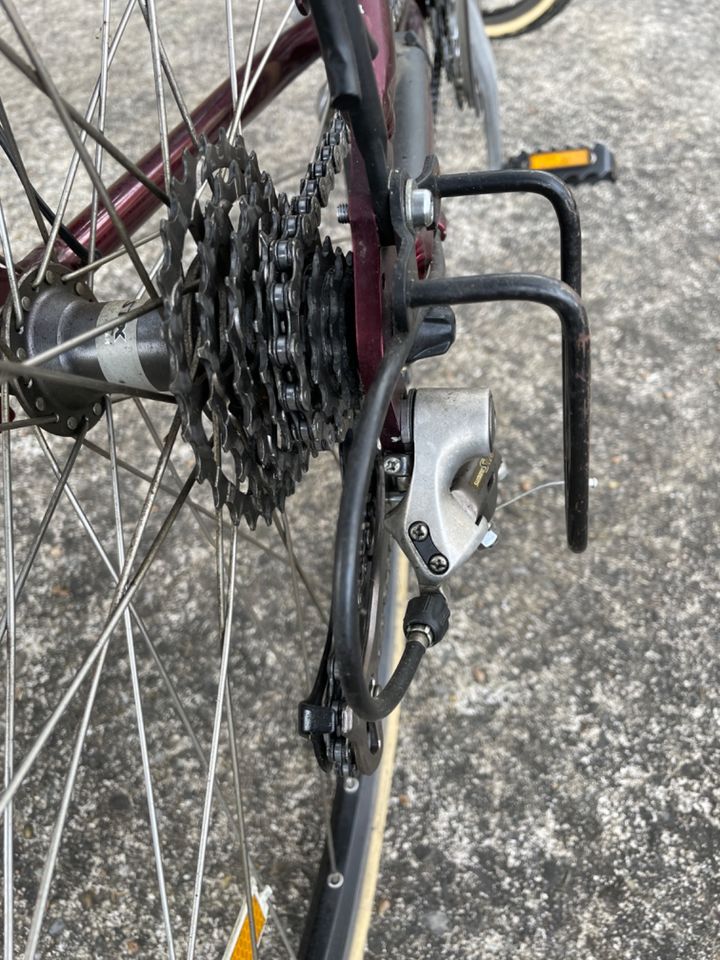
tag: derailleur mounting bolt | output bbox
[410,188,435,229]
[428,553,449,575]
[384,455,402,474]
[409,521,429,542]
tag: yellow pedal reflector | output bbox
[223,882,272,960]
[528,147,593,170]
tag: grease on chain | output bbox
[158,117,360,526]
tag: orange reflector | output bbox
[224,883,272,960]
[528,148,593,170]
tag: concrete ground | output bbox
[0,0,718,958]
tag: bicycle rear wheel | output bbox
[0,1,416,956]
[481,0,574,38]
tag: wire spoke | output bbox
[0,1,162,296]
[34,0,137,283]
[225,0,239,109]
[0,428,86,644]
[2,384,17,960]
[230,0,266,141]
[136,0,199,151]
[143,0,172,191]
[61,231,160,283]
[0,95,49,243]
[0,357,173,403]
[216,511,258,959]
[186,525,239,960]
[88,0,112,275]
[239,0,295,118]
[0,417,188,818]
[105,403,176,958]
[0,195,23,328]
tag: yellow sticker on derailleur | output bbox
[223,882,272,960]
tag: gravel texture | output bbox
[0,0,718,958]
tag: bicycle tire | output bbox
[481,0,574,38]
[0,2,424,957]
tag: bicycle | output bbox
[0,1,589,957]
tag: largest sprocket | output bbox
[158,119,360,527]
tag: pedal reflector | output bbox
[223,882,272,960]
[528,147,592,170]
[506,142,616,184]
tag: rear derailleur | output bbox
[300,155,590,779]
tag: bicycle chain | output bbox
[158,116,360,526]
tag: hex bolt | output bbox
[410,188,435,229]
[343,776,360,794]
[409,521,429,542]
[384,456,401,475]
[336,202,350,223]
[427,553,449,575]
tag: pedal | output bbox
[505,142,616,184]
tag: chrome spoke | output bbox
[240,0,295,116]
[0,95,48,243]
[88,0,112,275]
[0,1,161,296]
[216,511,258,959]
[106,404,176,958]
[0,357,173,403]
[61,231,160,283]
[225,0,239,110]
[0,417,187,818]
[2,384,16,960]
[136,0,199,150]
[0,196,23,328]
[230,0,266,141]
[34,0,137,283]
[143,0,172,191]
[186,525,239,960]
[0,415,58,433]
[0,428,86,643]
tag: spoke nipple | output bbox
[327,872,344,889]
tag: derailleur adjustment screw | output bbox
[403,591,450,648]
[336,202,350,224]
[410,188,435,229]
[408,520,429,542]
[384,455,402,475]
[428,553,449,575]
[480,528,498,550]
